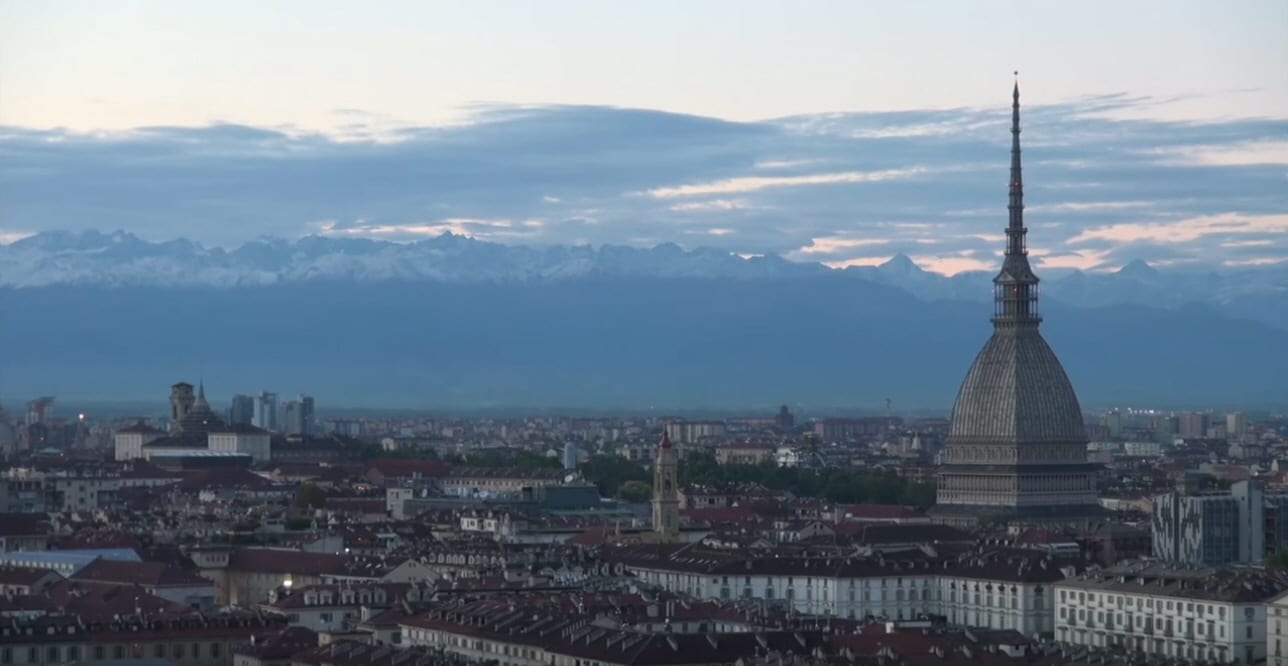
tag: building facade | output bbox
[113,421,164,460]
[610,545,1072,637]
[209,425,273,464]
[254,392,279,431]
[1053,563,1282,664]
[1152,480,1288,565]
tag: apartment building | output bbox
[1053,562,1287,664]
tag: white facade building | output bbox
[1267,590,1288,666]
[1054,563,1283,665]
[612,545,1072,637]
[209,426,272,463]
[113,422,164,460]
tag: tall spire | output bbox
[992,72,1041,328]
[1007,72,1025,257]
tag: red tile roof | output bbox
[0,566,60,587]
[71,558,210,588]
[227,548,352,576]
[838,504,925,520]
[680,507,759,524]
[367,459,451,479]
[0,513,48,537]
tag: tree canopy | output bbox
[579,452,934,508]
[617,480,653,503]
[293,483,328,510]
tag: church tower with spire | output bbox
[931,78,1100,528]
[651,431,680,541]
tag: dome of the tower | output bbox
[947,327,1085,445]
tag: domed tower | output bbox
[931,79,1100,529]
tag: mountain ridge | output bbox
[3,230,1284,331]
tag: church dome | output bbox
[948,327,1085,445]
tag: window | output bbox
[1,648,11,665]
[1249,626,1255,639]
[113,646,124,659]
[193,643,201,659]
[47,647,59,662]
[68,647,79,662]
[95,647,105,660]
[155,644,166,658]
[174,644,185,659]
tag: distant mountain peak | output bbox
[878,253,924,274]
[1117,259,1158,277]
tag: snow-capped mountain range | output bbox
[2,230,1285,330]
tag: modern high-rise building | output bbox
[1105,410,1123,438]
[283,394,315,436]
[1179,412,1210,439]
[562,441,579,470]
[931,81,1099,528]
[1156,415,1180,442]
[1152,480,1288,565]
[228,394,255,426]
[1227,411,1247,442]
[252,392,278,431]
[24,397,54,426]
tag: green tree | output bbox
[580,455,650,497]
[617,480,653,503]
[1268,549,1288,570]
[293,484,328,510]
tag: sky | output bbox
[1,0,1286,274]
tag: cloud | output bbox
[669,198,757,212]
[793,236,892,256]
[823,256,891,269]
[1142,140,1288,167]
[643,167,927,199]
[318,217,544,241]
[0,97,1285,275]
[910,254,996,276]
[1066,213,1288,245]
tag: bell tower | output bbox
[651,431,680,541]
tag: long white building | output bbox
[1053,562,1288,665]
[604,543,1081,637]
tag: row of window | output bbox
[1059,589,1236,619]
[1059,608,1237,638]
[1056,628,1240,664]
[0,641,223,664]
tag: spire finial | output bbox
[1007,77,1024,247]
[993,77,1041,327]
